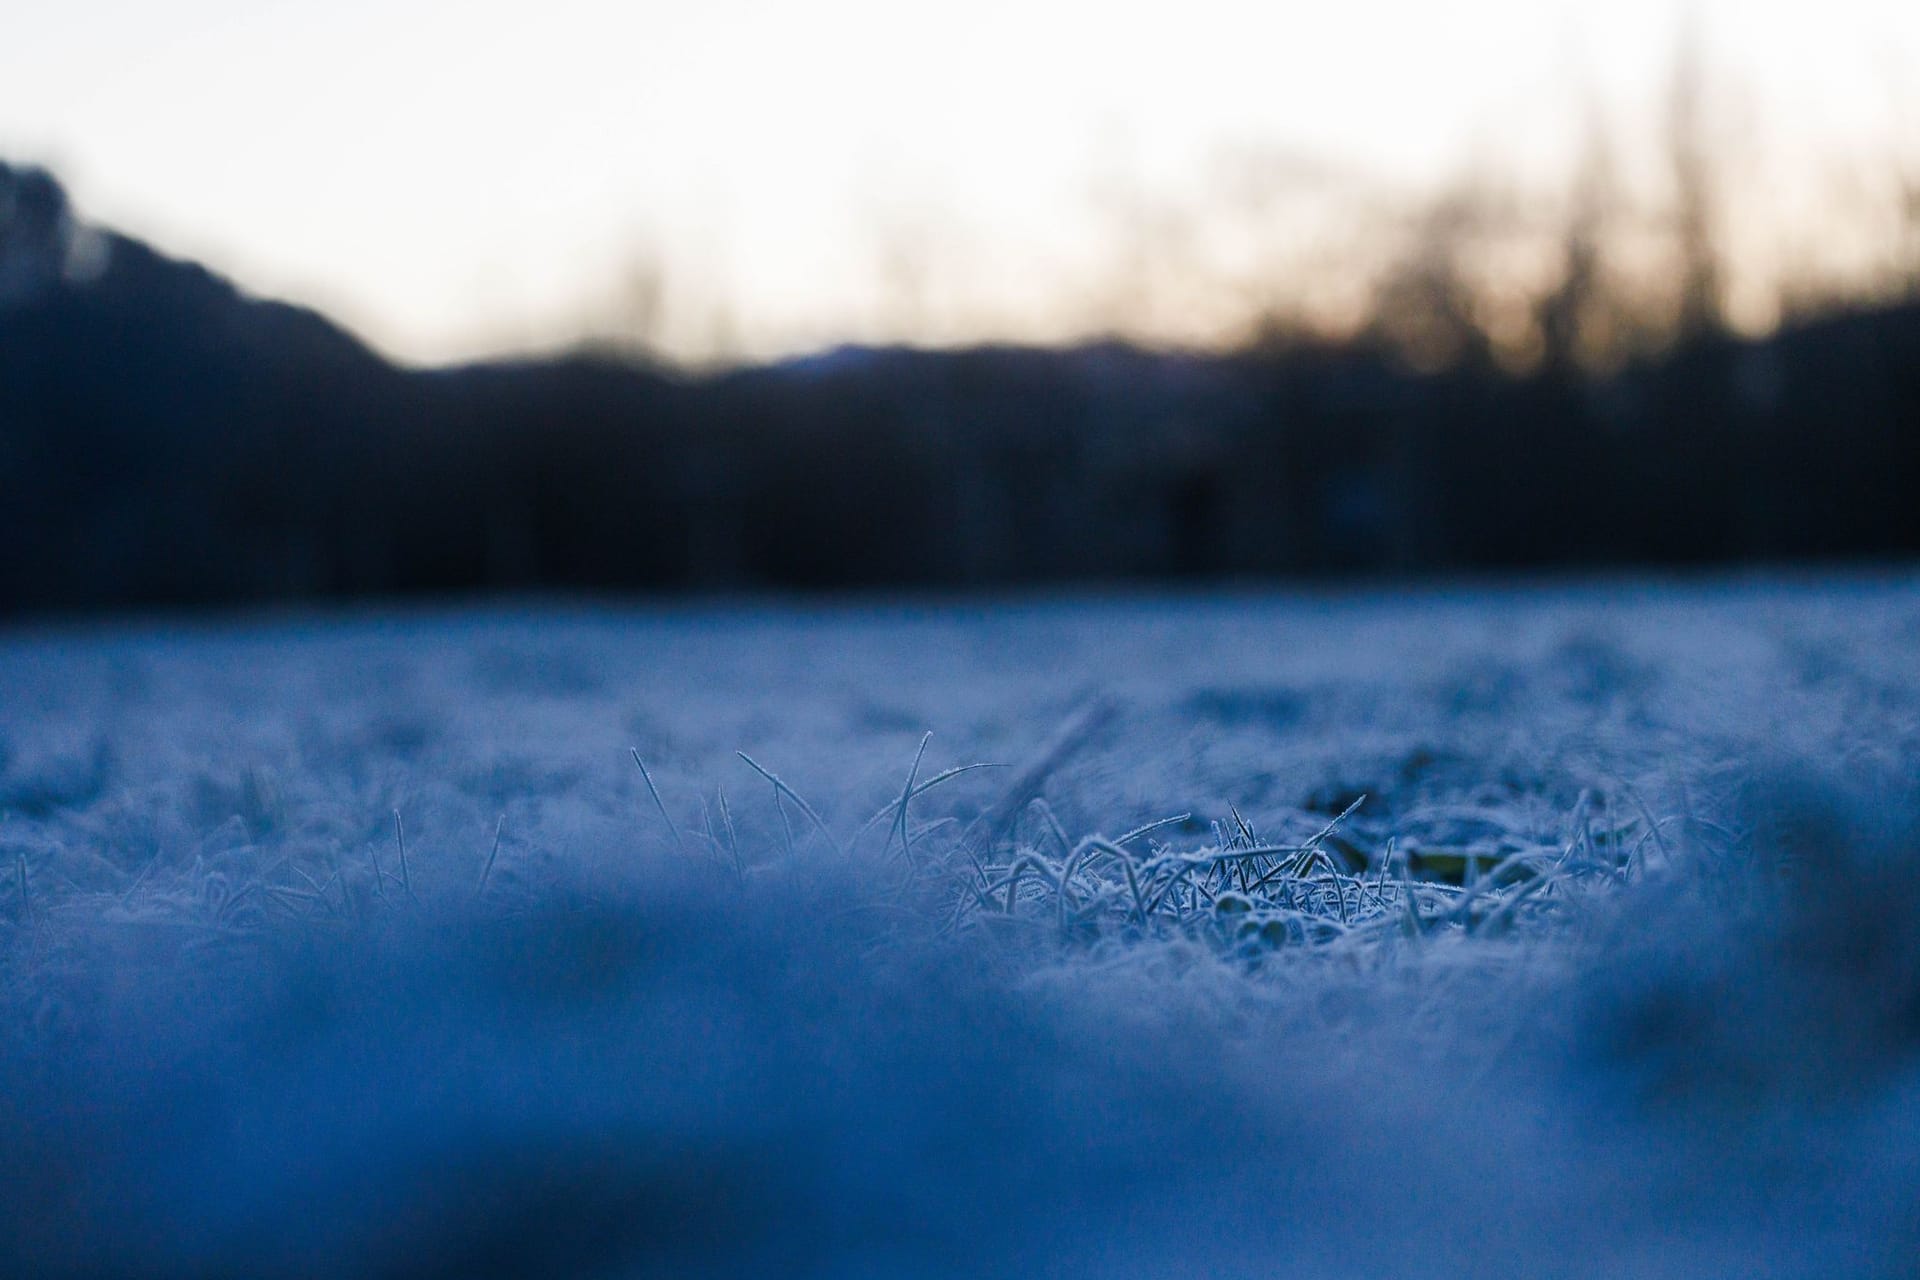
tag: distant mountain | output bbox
[2,158,1917,615]
[0,162,689,607]
[0,160,387,380]
[2,162,415,605]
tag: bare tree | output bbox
[1537,104,1621,377]
[617,250,669,354]
[1667,16,1727,341]
[872,209,935,339]
[1367,175,1503,373]
[1890,66,1920,300]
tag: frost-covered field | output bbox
[3,574,1919,1278]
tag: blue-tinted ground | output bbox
[2,574,1918,1277]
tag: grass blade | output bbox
[737,752,842,857]
[476,813,506,895]
[631,750,688,855]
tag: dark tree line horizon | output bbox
[2,158,1918,616]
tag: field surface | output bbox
[3,574,1919,1277]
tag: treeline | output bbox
[2,160,1918,614]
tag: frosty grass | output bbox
[2,574,1918,1277]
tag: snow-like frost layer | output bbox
[2,575,1918,1277]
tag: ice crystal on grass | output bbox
[1,577,1918,1278]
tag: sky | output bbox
[3,0,1917,365]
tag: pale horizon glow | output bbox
[4,0,1918,365]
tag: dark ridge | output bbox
[3,159,1917,615]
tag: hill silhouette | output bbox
[2,159,1917,614]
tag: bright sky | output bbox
[3,0,1916,364]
